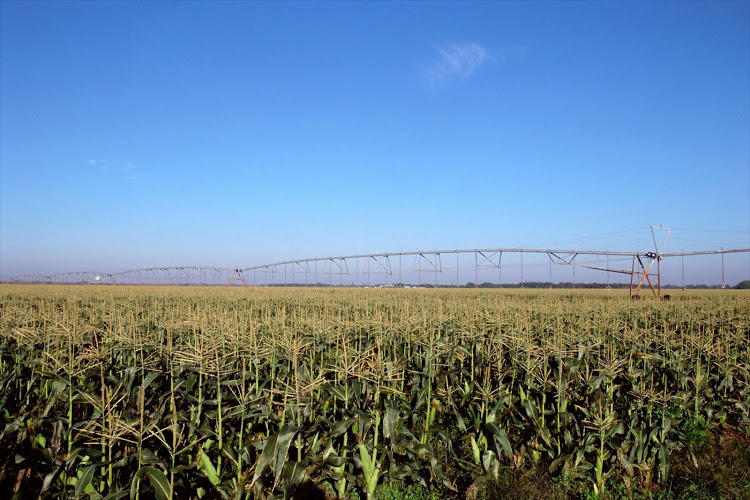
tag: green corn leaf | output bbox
[196,449,220,486]
[359,442,374,479]
[549,453,574,474]
[145,467,172,500]
[658,442,669,480]
[74,464,97,497]
[470,435,481,465]
[430,454,455,491]
[481,450,500,478]
[383,401,399,440]
[329,418,355,437]
[141,371,160,391]
[250,433,278,487]
[140,448,162,464]
[282,458,308,494]
[358,442,380,496]
[130,466,171,500]
[454,408,467,433]
[102,490,130,500]
[41,378,68,418]
[485,422,513,459]
[39,463,65,496]
[351,379,362,406]
[273,425,300,490]
[326,454,346,468]
[322,383,346,401]
[539,426,552,449]
[222,442,239,469]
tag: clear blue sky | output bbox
[1,1,748,284]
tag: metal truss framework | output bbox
[5,247,748,297]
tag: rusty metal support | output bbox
[631,255,659,298]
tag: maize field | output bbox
[0,285,748,499]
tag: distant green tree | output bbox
[736,280,750,289]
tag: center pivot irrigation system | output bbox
[5,227,749,297]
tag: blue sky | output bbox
[1,1,748,284]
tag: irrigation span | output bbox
[5,247,748,297]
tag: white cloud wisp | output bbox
[90,160,145,181]
[427,41,489,88]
